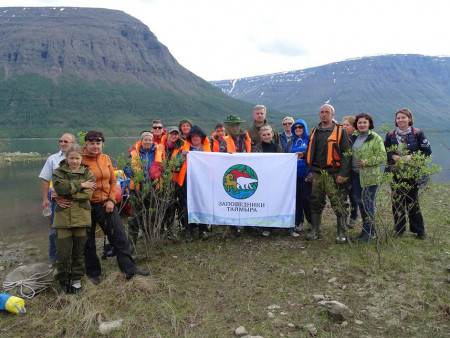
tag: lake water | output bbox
[0,135,449,248]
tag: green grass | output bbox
[0,183,449,337]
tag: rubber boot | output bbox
[335,216,347,244]
[306,213,322,241]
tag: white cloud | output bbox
[2,0,450,80]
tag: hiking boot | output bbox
[262,230,271,237]
[70,279,82,294]
[294,221,304,232]
[126,268,150,280]
[230,226,241,237]
[87,275,100,285]
[58,281,70,296]
[417,233,427,240]
[347,218,357,229]
[306,214,323,241]
[336,217,347,244]
[395,232,404,238]
[288,229,300,238]
[357,233,377,243]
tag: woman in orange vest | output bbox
[123,132,156,251]
[179,125,211,241]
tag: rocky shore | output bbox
[0,151,45,164]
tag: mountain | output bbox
[211,54,450,131]
[0,7,253,138]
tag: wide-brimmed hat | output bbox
[224,115,246,124]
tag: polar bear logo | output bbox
[236,177,258,190]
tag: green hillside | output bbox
[0,72,254,138]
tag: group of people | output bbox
[39,104,432,295]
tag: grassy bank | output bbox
[1,184,449,337]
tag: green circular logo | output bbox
[223,164,258,199]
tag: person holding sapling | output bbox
[384,108,432,240]
[350,113,386,243]
[124,131,157,252]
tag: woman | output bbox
[150,126,186,236]
[384,108,431,239]
[343,116,358,228]
[82,130,150,284]
[179,125,211,241]
[253,125,287,237]
[124,131,156,251]
[286,119,312,236]
[279,116,294,152]
[350,113,386,243]
[179,119,193,141]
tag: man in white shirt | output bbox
[38,133,76,263]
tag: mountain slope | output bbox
[0,7,253,137]
[211,54,450,130]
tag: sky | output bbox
[2,0,449,81]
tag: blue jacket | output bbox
[286,119,312,177]
[279,131,293,152]
[124,143,157,188]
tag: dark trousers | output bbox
[391,177,425,236]
[296,177,312,225]
[54,228,87,283]
[85,203,136,277]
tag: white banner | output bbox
[187,152,296,227]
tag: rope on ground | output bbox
[2,269,53,298]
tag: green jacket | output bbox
[350,130,386,187]
[52,161,96,228]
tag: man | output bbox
[210,122,228,152]
[222,115,252,236]
[247,104,280,146]
[299,104,351,243]
[151,120,165,145]
[38,133,76,263]
[224,115,252,153]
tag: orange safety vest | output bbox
[154,142,183,184]
[225,131,252,153]
[211,134,229,152]
[177,138,211,186]
[307,123,343,167]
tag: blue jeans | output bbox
[351,171,378,234]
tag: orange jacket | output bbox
[178,138,211,186]
[153,139,184,185]
[83,148,116,203]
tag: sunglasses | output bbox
[294,125,304,130]
[86,137,103,142]
[152,126,163,130]
[283,122,293,126]
[59,140,72,144]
